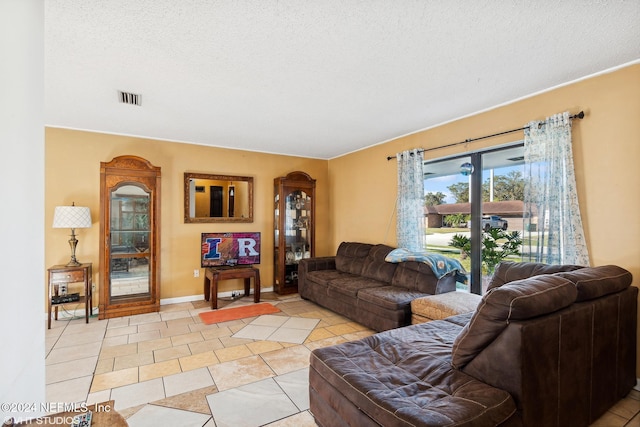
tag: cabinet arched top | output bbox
[101,155,161,175]
[283,171,315,183]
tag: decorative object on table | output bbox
[198,302,280,325]
[52,202,92,266]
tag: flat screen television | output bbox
[201,232,261,268]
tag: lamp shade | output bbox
[52,205,92,229]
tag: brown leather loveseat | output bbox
[309,262,637,426]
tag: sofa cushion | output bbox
[555,265,632,302]
[451,275,577,369]
[327,276,388,299]
[306,270,356,287]
[360,244,397,283]
[391,261,440,293]
[358,286,427,311]
[335,242,372,275]
[488,261,584,290]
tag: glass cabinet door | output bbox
[109,184,150,298]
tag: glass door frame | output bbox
[424,142,524,294]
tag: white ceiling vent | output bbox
[118,91,141,106]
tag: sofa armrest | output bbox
[299,256,336,273]
[298,257,336,299]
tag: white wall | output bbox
[0,0,46,420]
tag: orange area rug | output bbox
[199,302,281,325]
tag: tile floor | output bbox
[45,293,640,427]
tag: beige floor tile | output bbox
[166,316,197,327]
[160,302,195,312]
[304,335,347,351]
[188,322,220,332]
[325,323,358,335]
[214,344,253,363]
[179,351,219,371]
[208,355,275,391]
[201,326,232,340]
[260,345,311,376]
[171,331,204,346]
[128,312,163,325]
[114,351,155,370]
[151,385,218,414]
[265,410,317,427]
[609,396,640,420]
[46,375,93,404]
[107,317,130,328]
[46,356,98,384]
[98,342,138,360]
[111,378,166,410]
[163,367,214,397]
[128,329,162,343]
[86,389,112,406]
[590,411,627,427]
[160,324,192,338]
[95,358,114,374]
[137,337,173,353]
[55,329,106,348]
[188,339,224,354]
[117,403,146,419]
[219,335,255,347]
[305,327,335,342]
[137,321,169,332]
[90,367,139,392]
[105,325,138,337]
[46,341,102,365]
[62,320,108,335]
[161,310,193,322]
[139,359,182,382]
[247,340,284,355]
[154,344,192,362]
[626,412,640,427]
[101,335,129,348]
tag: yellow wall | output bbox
[329,64,640,276]
[329,63,640,370]
[45,130,329,304]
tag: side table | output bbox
[203,266,260,309]
[48,263,92,329]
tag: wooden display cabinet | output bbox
[274,171,316,294]
[99,155,161,319]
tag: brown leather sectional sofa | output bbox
[298,241,459,331]
[309,262,637,427]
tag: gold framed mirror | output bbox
[184,172,253,223]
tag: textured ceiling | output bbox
[44,1,640,159]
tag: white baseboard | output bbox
[160,287,274,306]
[635,378,640,391]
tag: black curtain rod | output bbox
[386,111,585,161]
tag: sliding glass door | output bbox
[423,144,525,294]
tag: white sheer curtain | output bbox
[396,149,425,251]
[523,111,590,266]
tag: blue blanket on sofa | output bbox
[385,248,468,284]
